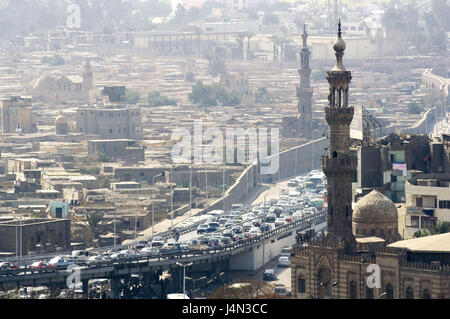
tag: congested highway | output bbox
[0,169,328,298]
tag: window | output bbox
[349,280,357,299]
[386,284,394,299]
[416,197,423,207]
[439,201,450,209]
[298,276,306,293]
[422,289,431,299]
[405,287,414,299]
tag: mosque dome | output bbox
[352,190,400,243]
[353,190,398,222]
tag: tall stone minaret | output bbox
[321,20,357,252]
[82,60,93,91]
[297,24,313,140]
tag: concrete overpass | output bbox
[0,211,326,298]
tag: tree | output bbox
[185,72,195,82]
[126,89,140,104]
[147,92,177,107]
[97,153,111,162]
[255,87,272,104]
[188,81,241,107]
[263,13,279,25]
[73,212,105,247]
[407,102,422,114]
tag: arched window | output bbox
[345,205,349,217]
[386,283,394,299]
[332,151,337,158]
[349,280,357,299]
[422,289,431,299]
[298,276,306,293]
[405,286,414,299]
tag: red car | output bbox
[0,262,20,270]
[28,261,46,270]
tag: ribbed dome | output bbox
[353,190,398,222]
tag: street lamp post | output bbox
[189,165,192,217]
[170,166,174,228]
[176,262,193,298]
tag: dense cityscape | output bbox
[0,0,448,302]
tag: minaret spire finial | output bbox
[338,19,342,38]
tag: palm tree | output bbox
[73,212,105,247]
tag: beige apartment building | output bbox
[0,96,36,134]
[402,174,450,239]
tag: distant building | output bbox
[55,111,69,135]
[0,96,36,134]
[402,173,450,238]
[32,61,93,103]
[88,139,145,162]
[0,218,71,256]
[76,106,142,139]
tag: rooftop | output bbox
[388,233,450,253]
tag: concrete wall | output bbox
[399,107,437,135]
[262,138,328,183]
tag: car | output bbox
[233,233,244,242]
[218,217,229,224]
[274,218,287,227]
[243,232,253,240]
[110,252,127,260]
[259,223,270,232]
[86,255,105,264]
[263,269,276,281]
[277,256,290,267]
[232,225,243,234]
[151,238,165,247]
[265,213,276,223]
[231,204,244,212]
[208,238,220,247]
[249,227,261,237]
[251,218,262,227]
[0,262,20,270]
[280,246,291,258]
[284,215,294,223]
[28,261,46,270]
[220,237,232,246]
[47,256,74,269]
[197,223,209,234]
[274,284,289,296]
[287,180,297,187]
[140,247,160,257]
[160,242,185,254]
[242,222,253,232]
[222,229,234,238]
[224,220,235,228]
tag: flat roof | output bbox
[388,233,450,253]
[356,236,385,244]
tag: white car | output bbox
[249,227,262,236]
[274,218,286,227]
[278,256,290,267]
[140,247,160,257]
[87,255,104,264]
